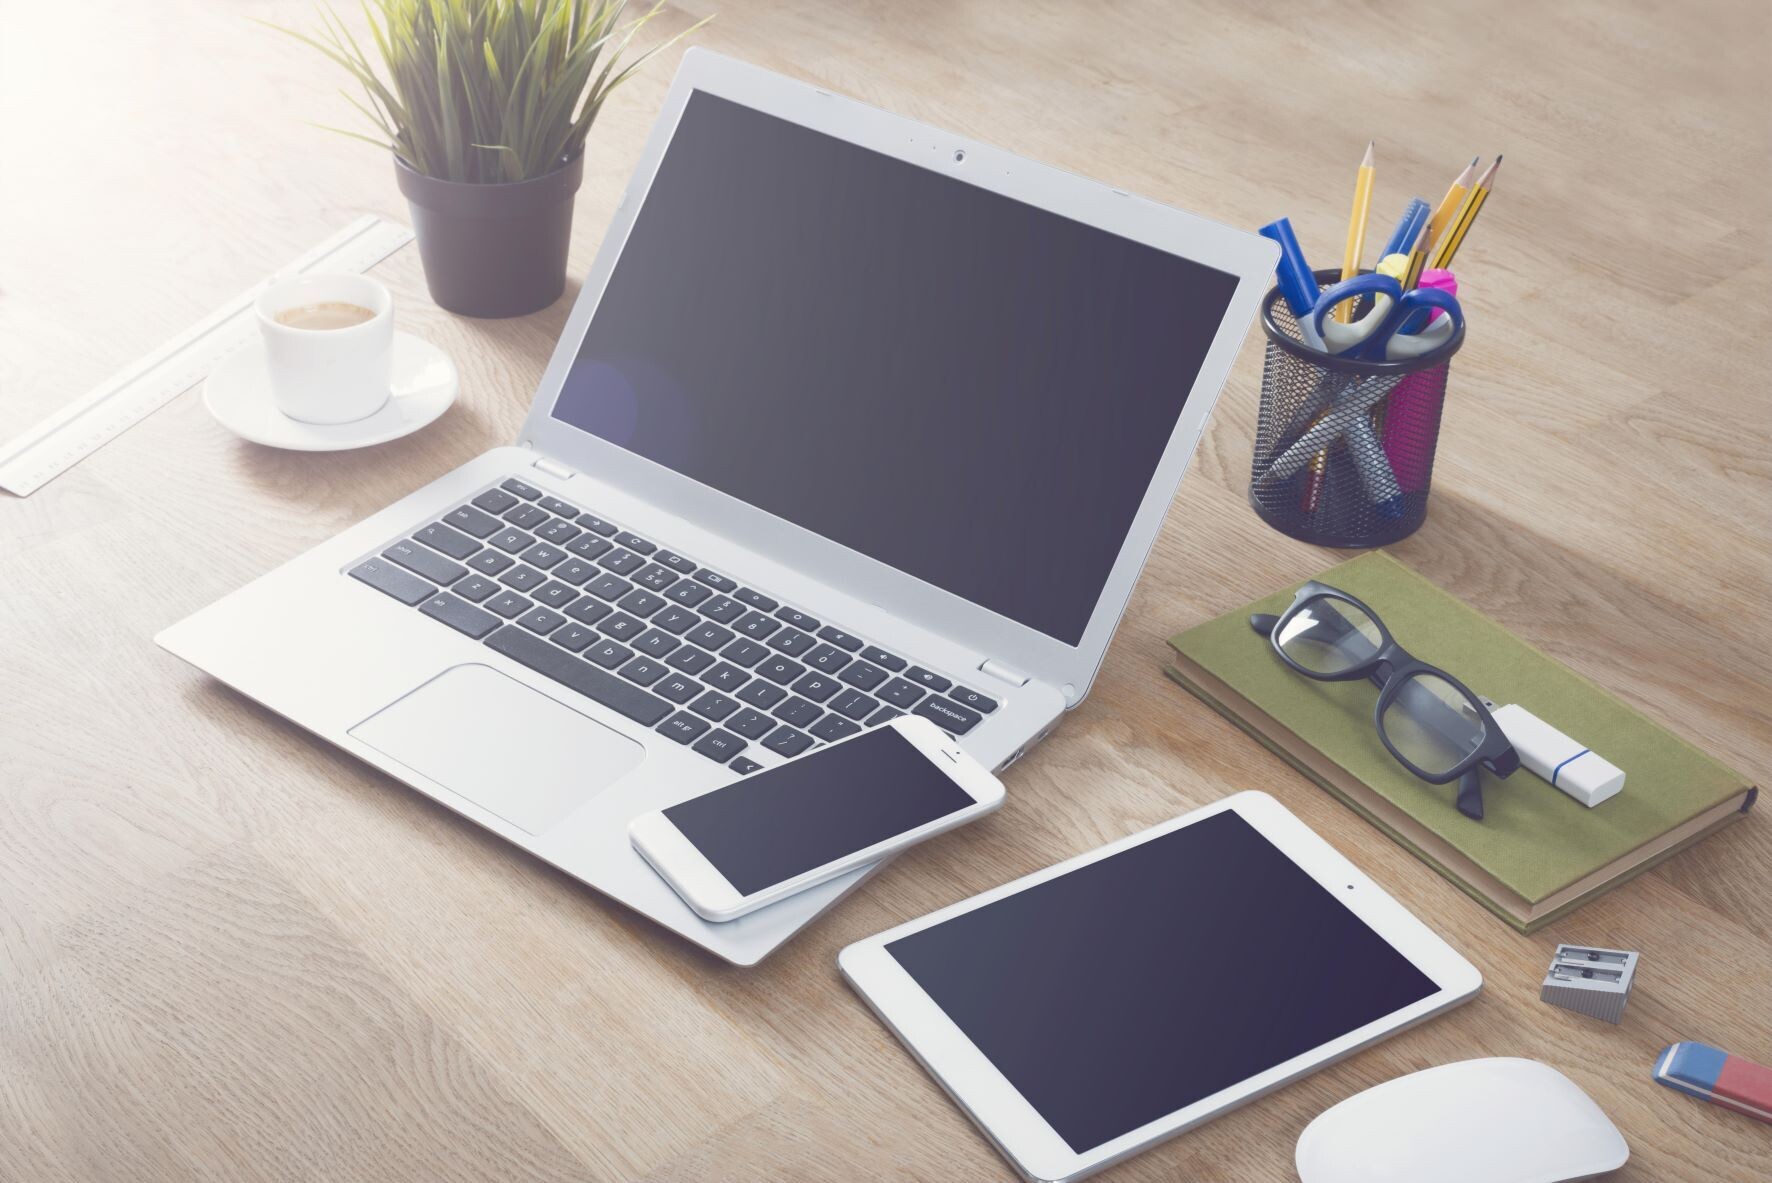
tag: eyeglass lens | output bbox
[1274,595,1383,675]
[1380,672,1488,776]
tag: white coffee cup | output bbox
[256,273,394,423]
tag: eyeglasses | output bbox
[1250,580,1518,820]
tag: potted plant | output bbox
[282,0,708,318]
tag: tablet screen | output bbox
[885,809,1437,1153]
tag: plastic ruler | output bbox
[0,215,414,496]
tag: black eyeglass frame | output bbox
[1250,581,1519,819]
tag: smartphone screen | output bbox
[662,726,978,895]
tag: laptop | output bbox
[157,50,1278,966]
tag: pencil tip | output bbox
[1470,155,1480,167]
[1362,140,1375,165]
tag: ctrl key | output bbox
[349,558,435,606]
[418,593,500,639]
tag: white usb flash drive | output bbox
[1487,703,1625,807]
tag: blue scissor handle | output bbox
[1358,287,1465,359]
[1309,273,1403,349]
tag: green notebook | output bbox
[1165,552,1757,933]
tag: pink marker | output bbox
[1380,269,1457,492]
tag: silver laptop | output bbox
[157,50,1277,966]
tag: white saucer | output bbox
[204,331,458,451]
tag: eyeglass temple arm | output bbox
[1456,768,1485,820]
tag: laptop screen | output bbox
[551,91,1238,645]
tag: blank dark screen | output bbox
[551,91,1239,644]
[664,726,975,896]
[886,810,1437,1153]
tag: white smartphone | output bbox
[630,716,1005,922]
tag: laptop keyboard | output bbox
[348,477,999,771]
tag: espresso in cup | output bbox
[274,301,377,331]
[256,274,394,424]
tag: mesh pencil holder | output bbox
[1249,269,1464,547]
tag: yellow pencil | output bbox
[1335,140,1376,322]
[1430,155,1502,271]
[1423,156,1479,256]
[1400,215,1432,290]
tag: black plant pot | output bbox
[395,152,584,318]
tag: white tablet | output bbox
[839,792,1481,1183]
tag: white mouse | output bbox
[1296,1058,1629,1183]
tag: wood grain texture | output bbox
[2,2,1768,1179]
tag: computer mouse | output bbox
[1296,1058,1629,1183]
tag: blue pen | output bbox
[1258,218,1323,349]
[1378,198,1431,260]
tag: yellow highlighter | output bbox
[1335,141,1376,322]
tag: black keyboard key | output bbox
[486,591,532,619]
[877,677,926,709]
[687,622,735,651]
[948,686,999,714]
[631,563,678,592]
[554,558,597,586]
[490,528,534,554]
[418,593,499,638]
[469,549,515,576]
[830,689,878,721]
[769,628,817,658]
[736,611,780,640]
[762,725,814,758]
[652,605,698,635]
[721,638,771,667]
[665,579,712,608]
[500,478,541,500]
[703,662,750,693]
[905,666,952,693]
[539,496,578,518]
[618,588,666,618]
[520,542,565,570]
[657,550,697,574]
[632,628,680,658]
[564,595,613,626]
[912,695,983,736]
[737,680,787,710]
[349,558,434,605]
[810,714,860,743]
[772,696,823,728]
[445,504,502,539]
[803,643,852,673]
[383,540,466,586]
[619,656,669,686]
[599,612,646,642]
[599,548,646,576]
[730,756,763,775]
[658,712,710,744]
[734,587,778,611]
[484,626,670,726]
[865,705,903,727]
[453,574,499,603]
[585,638,633,669]
[726,708,775,739]
[551,623,598,653]
[587,573,632,602]
[537,518,581,544]
[576,513,618,537]
[774,607,820,631]
[837,659,888,691]
[689,691,740,722]
[518,607,565,635]
[567,534,613,561]
[758,656,805,685]
[503,503,550,530]
[501,564,546,593]
[613,531,656,555]
[655,673,701,704]
[692,729,747,764]
[816,626,863,652]
[416,522,481,560]
[665,645,716,675]
[862,646,907,672]
[700,595,746,624]
[472,488,519,514]
[790,673,841,703]
[533,580,577,609]
[693,569,737,592]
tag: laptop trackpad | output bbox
[350,664,645,835]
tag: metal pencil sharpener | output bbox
[1540,945,1639,1024]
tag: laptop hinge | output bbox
[532,455,576,480]
[978,658,1031,689]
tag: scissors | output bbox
[1307,271,1464,361]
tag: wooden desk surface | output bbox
[3,2,1767,1179]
